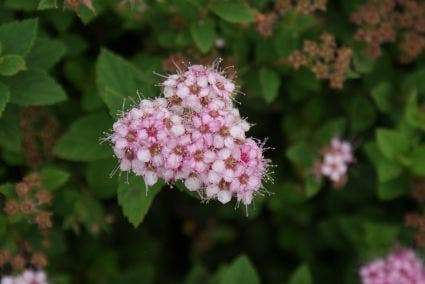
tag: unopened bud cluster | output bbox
[4,173,52,231]
[360,248,425,283]
[1,173,52,273]
[274,0,326,15]
[315,138,353,188]
[288,33,352,89]
[109,64,270,205]
[405,179,425,247]
[64,0,95,13]
[351,0,425,63]
[1,270,48,284]
[20,107,60,168]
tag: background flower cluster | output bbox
[0,0,424,283]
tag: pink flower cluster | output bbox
[360,248,425,284]
[109,64,270,205]
[317,137,353,188]
[1,270,48,284]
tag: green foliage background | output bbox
[0,0,424,283]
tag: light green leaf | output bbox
[408,146,425,176]
[26,37,66,69]
[210,0,255,23]
[0,82,10,118]
[0,55,26,76]
[41,167,70,191]
[0,183,15,199]
[53,112,113,162]
[117,175,164,227]
[219,255,260,284]
[376,128,410,160]
[96,48,155,116]
[288,264,312,284]
[38,0,57,10]
[190,20,216,53]
[371,82,393,113]
[305,176,322,198]
[286,141,313,167]
[405,91,425,131]
[376,158,402,182]
[0,19,38,56]
[4,69,66,106]
[259,67,280,103]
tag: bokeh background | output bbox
[0,0,424,283]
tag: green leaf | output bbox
[0,183,15,199]
[53,112,113,162]
[259,67,280,103]
[286,141,313,168]
[402,67,425,95]
[274,26,299,57]
[26,37,66,69]
[371,82,393,113]
[288,264,312,284]
[353,51,374,74]
[117,175,164,227]
[376,128,410,160]
[219,255,260,284]
[0,82,10,118]
[313,118,346,145]
[4,0,39,11]
[0,19,38,56]
[41,167,70,191]
[408,146,425,176]
[377,177,409,200]
[190,20,216,53]
[0,105,21,153]
[361,221,399,257]
[347,95,376,132]
[0,55,26,76]
[305,175,322,198]
[376,158,402,182]
[86,159,118,199]
[38,0,57,10]
[4,69,67,106]
[210,0,255,23]
[405,91,425,131]
[96,48,155,116]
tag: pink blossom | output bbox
[109,63,271,205]
[360,248,425,284]
[1,270,49,284]
[317,137,354,187]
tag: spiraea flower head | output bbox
[360,248,425,284]
[316,137,354,188]
[1,270,48,284]
[108,62,271,206]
